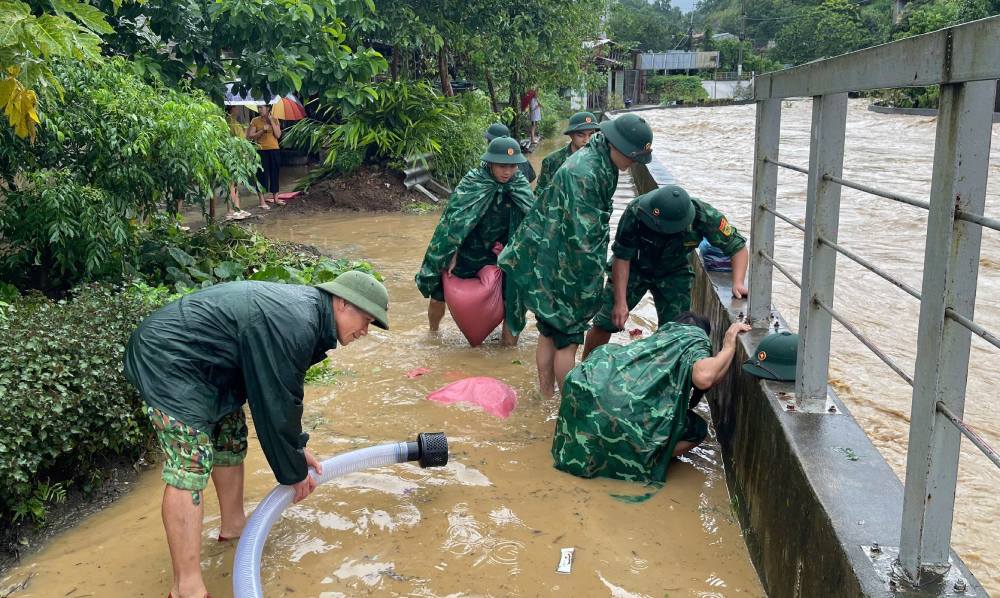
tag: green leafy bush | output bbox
[535,89,573,139]
[646,75,709,104]
[430,90,494,187]
[0,170,134,290]
[285,80,463,185]
[0,58,258,292]
[135,217,381,293]
[0,285,158,527]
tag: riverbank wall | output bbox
[629,156,986,597]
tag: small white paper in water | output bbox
[556,547,574,574]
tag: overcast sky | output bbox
[671,0,699,12]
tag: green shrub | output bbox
[0,284,159,527]
[135,217,381,293]
[430,90,494,187]
[536,89,572,139]
[0,170,134,290]
[285,80,463,185]
[0,58,258,293]
[646,75,709,104]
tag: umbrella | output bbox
[223,83,260,107]
[223,84,307,121]
[268,95,306,121]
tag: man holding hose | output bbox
[124,271,389,598]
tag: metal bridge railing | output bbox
[748,15,1000,586]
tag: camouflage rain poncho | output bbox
[497,134,619,336]
[551,322,712,483]
[415,166,535,322]
[534,143,572,193]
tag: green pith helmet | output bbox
[635,185,695,234]
[315,270,389,330]
[485,123,510,142]
[563,111,600,135]
[599,113,654,165]
[742,332,798,381]
[481,136,527,164]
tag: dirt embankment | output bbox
[287,166,436,213]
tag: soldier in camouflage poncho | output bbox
[498,114,655,397]
[534,111,601,194]
[552,314,751,483]
[416,136,535,345]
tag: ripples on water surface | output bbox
[644,99,1000,594]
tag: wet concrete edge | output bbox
[628,156,987,598]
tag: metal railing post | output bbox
[796,93,848,401]
[748,99,782,323]
[898,80,996,583]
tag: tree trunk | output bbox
[509,85,520,140]
[438,44,454,97]
[390,45,401,82]
[485,70,500,114]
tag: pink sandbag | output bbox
[426,377,518,419]
[442,266,504,346]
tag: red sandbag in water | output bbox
[427,377,518,419]
[442,266,504,346]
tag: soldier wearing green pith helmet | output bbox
[498,113,655,397]
[583,184,749,359]
[534,111,601,193]
[485,123,535,183]
[416,136,535,346]
[123,271,388,598]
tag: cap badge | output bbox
[652,208,661,216]
[585,116,592,123]
[758,351,767,361]
[644,142,652,151]
[506,148,515,156]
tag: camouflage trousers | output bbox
[592,270,694,333]
[145,405,248,505]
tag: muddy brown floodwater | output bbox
[0,143,762,597]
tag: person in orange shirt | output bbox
[247,104,283,208]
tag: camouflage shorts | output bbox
[145,406,248,504]
[592,271,694,333]
[535,318,584,350]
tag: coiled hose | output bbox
[233,433,449,598]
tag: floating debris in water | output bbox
[556,547,574,574]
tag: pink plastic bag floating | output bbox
[427,377,518,419]
[442,266,504,346]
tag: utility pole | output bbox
[737,0,746,79]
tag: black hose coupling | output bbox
[405,432,449,468]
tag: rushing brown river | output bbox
[642,99,1000,594]
[0,144,763,596]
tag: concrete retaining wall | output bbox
[629,160,986,597]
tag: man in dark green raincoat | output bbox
[534,111,601,193]
[486,123,535,183]
[124,271,388,598]
[416,136,535,346]
[553,313,751,483]
[582,184,749,358]
[497,113,655,397]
